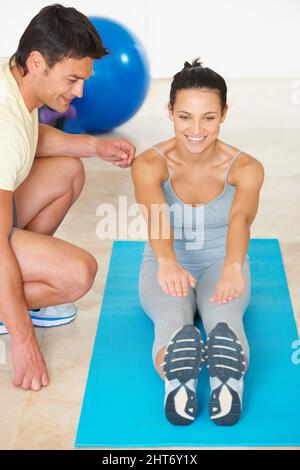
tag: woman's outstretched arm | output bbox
[131,150,196,297]
[210,156,265,304]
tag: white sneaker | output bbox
[0,303,77,335]
[163,324,207,425]
[206,322,246,426]
[0,323,8,335]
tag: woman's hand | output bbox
[209,263,245,304]
[157,259,197,297]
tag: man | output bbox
[0,4,136,392]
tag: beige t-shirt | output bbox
[0,57,39,191]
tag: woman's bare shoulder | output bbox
[131,145,169,183]
[230,151,265,187]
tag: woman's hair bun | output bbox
[169,57,227,112]
[183,58,203,69]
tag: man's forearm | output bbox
[0,241,34,339]
[36,124,99,158]
[224,213,250,268]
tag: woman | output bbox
[131,59,264,427]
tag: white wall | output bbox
[1,0,299,79]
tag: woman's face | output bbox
[169,88,227,155]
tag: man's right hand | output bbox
[157,258,197,297]
[12,332,49,391]
[0,190,49,391]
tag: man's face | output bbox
[36,56,93,112]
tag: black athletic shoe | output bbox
[163,324,206,425]
[206,322,246,426]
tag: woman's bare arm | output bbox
[131,150,196,296]
[210,156,265,304]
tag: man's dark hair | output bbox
[169,58,227,112]
[9,4,109,75]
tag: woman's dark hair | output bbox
[9,4,109,75]
[169,58,227,111]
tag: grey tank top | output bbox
[143,146,245,270]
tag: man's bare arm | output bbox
[36,125,135,168]
[0,190,33,338]
[0,189,49,390]
[36,124,98,158]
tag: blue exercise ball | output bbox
[72,17,150,133]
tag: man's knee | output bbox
[70,158,85,196]
[65,252,98,300]
[76,253,98,296]
[61,156,85,199]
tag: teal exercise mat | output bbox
[75,239,300,448]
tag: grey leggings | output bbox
[139,256,251,365]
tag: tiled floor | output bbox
[0,79,299,450]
